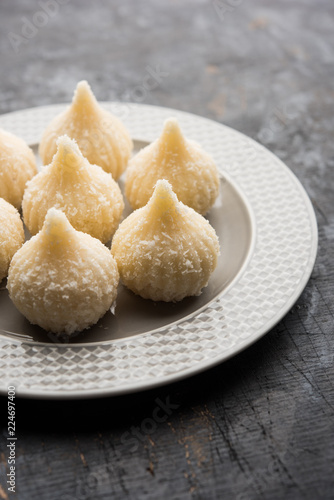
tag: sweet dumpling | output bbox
[0,128,37,209]
[0,198,24,282]
[111,179,220,302]
[125,118,220,215]
[39,80,133,180]
[23,135,124,243]
[7,208,119,335]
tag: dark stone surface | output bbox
[0,0,333,499]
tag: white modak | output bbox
[7,208,119,335]
[23,135,124,244]
[125,117,220,215]
[39,80,133,180]
[111,179,220,302]
[0,198,24,282]
[0,128,37,209]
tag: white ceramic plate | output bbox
[0,103,317,399]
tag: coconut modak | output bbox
[0,198,24,282]
[0,128,37,209]
[39,80,133,180]
[111,179,220,302]
[23,135,124,243]
[7,208,119,335]
[125,118,220,215]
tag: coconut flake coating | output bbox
[39,80,133,180]
[7,208,119,335]
[23,135,124,243]
[111,180,220,302]
[0,128,37,209]
[0,198,24,282]
[125,118,220,215]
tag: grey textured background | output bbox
[0,1,333,499]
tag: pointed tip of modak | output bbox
[52,134,83,169]
[163,117,181,132]
[71,80,98,112]
[42,208,73,241]
[56,134,78,150]
[148,179,180,217]
[159,117,185,151]
[76,79,91,92]
[153,179,176,198]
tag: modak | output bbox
[0,128,37,209]
[23,135,124,243]
[0,198,24,282]
[7,208,119,335]
[111,179,220,302]
[125,118,220,215]
[39,80,133,180]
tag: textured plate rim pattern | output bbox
[0,103,318,399]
